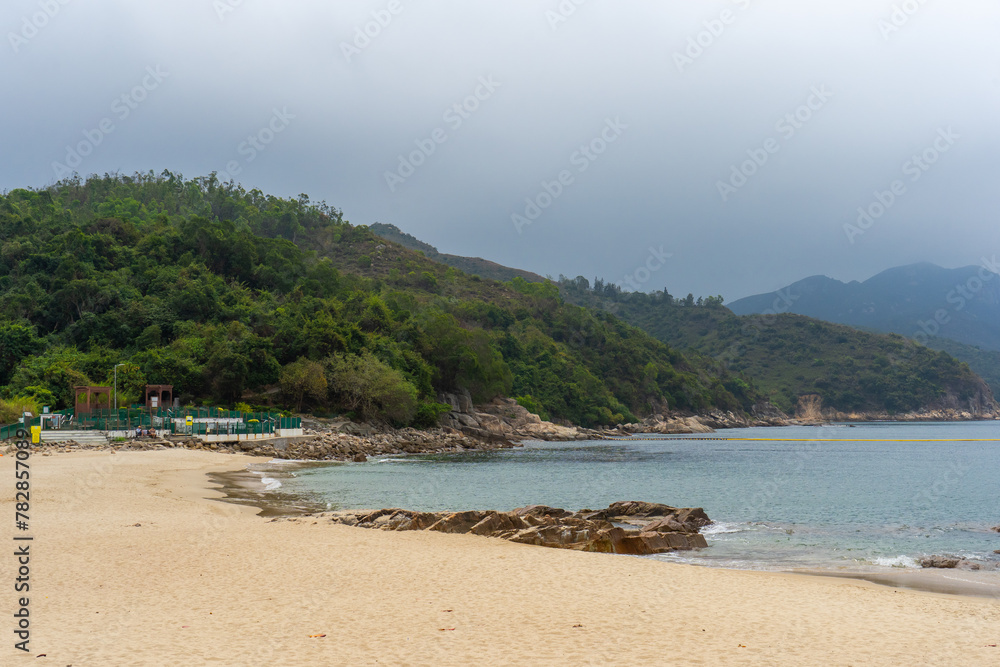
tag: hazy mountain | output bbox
[729,262,1000,352]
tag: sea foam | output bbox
[260,476,282,491]
[872,555,920,569]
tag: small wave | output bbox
[701,522,747,535]
[260,476,282,491]
[872,555,920,569]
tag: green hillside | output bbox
[923,337,1000,397]
[559,278,993,415]
[370,223,548,285]
[0,172,758,427]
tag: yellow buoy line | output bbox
[605,436,1000,442]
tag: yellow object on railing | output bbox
[31,425,41,444]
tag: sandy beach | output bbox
[2,449,998,666]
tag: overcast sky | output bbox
[3,0,999,300]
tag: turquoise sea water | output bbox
[261,422,1000,573]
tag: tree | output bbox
[279,358,327,412]
[325,352,417,424]
[0,323,42,386]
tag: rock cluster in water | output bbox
[920,555,999,571]
[294,501,711,556]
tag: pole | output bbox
[113,363,125,433]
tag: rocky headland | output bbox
[792,392,1000,424]
[277,500,711,556]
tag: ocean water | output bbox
[259,422,1000,573]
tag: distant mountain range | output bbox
[729,262,1000,395]
[729,262,1000,351]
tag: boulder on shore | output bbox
[920,555,961,569]
[919,555,997,571]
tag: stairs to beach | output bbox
[39,430,110,445]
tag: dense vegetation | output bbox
[728,264,1000,397]
[923,337,1000,398]
[0,172,758,427]
[559,277,989,414]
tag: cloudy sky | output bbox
[3,0,999,300]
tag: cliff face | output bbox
[794,380,1000,422]
[933,378,999,416]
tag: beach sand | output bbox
[2,449,998,666]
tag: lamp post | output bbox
[113,363,126,432]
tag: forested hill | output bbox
[369,222,548,285]
[0,172,760,427]
[558,278,996,416]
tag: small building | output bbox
[145,385,173,409]
[74,386,112,415]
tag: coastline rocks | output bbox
[581,501,712,533]
[920,556,961,569]
[797,385,1000,422]
[444,396,601,441]
[920,555,998,571]
[313,501,711,556]
[615,405,790,435]
[620,415,714,435]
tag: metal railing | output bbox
[1,408,300,440]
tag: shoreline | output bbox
[212,455,1000,600]
[7,448,998,664]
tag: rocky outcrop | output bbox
[618,415,714,435]
[920,555,998,571]
[612,405,789,435]
[303,501,711,556]
[439,393,601,441]
[920,555,961,569]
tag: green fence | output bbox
[0,423,28,441]
[1,408,300,440]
